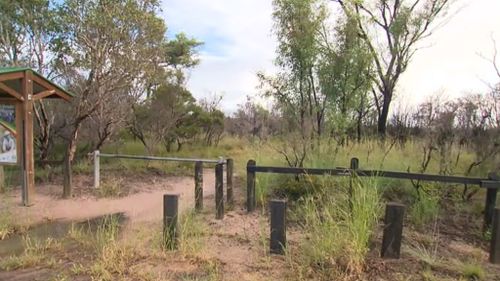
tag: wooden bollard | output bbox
[490,208,500,263]
[226,158,234,206]
[484,173,499,232]
[247,160,256,212]
[348,157,359,212]
[270,199,287,255]
[215,163,224,220]
[484,188,498,231]
[194,161,203,211]
[350,157,359,170]
[163,194,179,250]
[381,202,405,259]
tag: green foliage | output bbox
[290,176,381,278]
[462,263,486,281]
[177,211,206,254]
[409,188,441,228]
[333,0,453,135]
[319,13,373,139]
[0,0,57,68]
[130,84,225,154]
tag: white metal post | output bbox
[94,150,100,188]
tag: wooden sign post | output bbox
[0,67,72,206]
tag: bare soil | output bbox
[2,169,216,225]
[2,172,500,280]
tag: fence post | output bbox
[350,157,359,170]
[484,173,499,232]
[195,161,203,211]
[94,150,100,189]
[215,163,224,219]
[247,160,256,212]
[163,194,179,250]
[226,158,234,206]
[381,202,405,259]
[490,208,500,263]
[270,199,287,255]
[348,157,359,212]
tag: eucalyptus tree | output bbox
[317,14,373,143]
[333,0,454,136]
[269,0,327,139]
[0,0,60,162]
[51,0,199,197]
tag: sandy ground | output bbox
[2,169,218,225]
[0,169,293,281]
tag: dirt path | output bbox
[4,169,217,224]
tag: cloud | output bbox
[398,0,500,105]
[161,0,500,114]
[161,0,277,113]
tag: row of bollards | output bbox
[167,157,500,264]
[266,200,500,264]
[381,203,500,264]
[163,159,233,250]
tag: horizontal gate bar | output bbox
[248,165,495,186]
[99,153,224,164]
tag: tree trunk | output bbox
[377,94,391,137]
[62,123,81,198]
[33,101,53,165]
[357,111,362,143]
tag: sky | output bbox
[161,0,500,114]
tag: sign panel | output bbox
[0,105,17,164]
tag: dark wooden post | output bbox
[350,157,359,170]
[490,208,500,263]
[348,157,359,212]
[484,173,499,232]
[270,199,287,255]
[226,158,234,206]
[194,161,203,211]
[215,163,224,219]
[247,160,256,212]
[381,202,405,259]
[163,194,179,250]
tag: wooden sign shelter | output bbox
[0,67,72,206]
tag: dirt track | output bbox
[4,169,217,224]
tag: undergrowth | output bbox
[0,236,60,271]
[288,175,382,280]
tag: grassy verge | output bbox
[0,236,61,271]
[286,175,381,280]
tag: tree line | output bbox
[0,0,223,196]
[257,0,453,142]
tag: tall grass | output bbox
[0,206,14,240]
[177,211,206,254]
[291,175,382,279]
[409,186,441,228]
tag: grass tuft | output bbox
[95,177,126,198]
[462,263,486,281]
[290,175,381,279]
[0,236,61,271]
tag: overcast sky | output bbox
[161,0,500,114]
